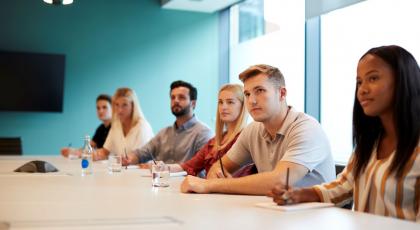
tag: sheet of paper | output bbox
[255,202,334,211]
[141,171,188,177]
[169,171,187,177]
[126,165,140,169]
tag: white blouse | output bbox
[103,118,154,156]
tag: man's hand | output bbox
[61,147,81,158]
[138,163,150,169]
[60,147,71,157]
[138,161,164,169]
[180,175,211,194]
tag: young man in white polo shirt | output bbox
[181,64,335,195]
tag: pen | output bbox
[281,167,291,204]
[219,156,226,177]
[124,148,128,170]
[150,152,157,165]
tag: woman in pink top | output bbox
[169,84,248,177]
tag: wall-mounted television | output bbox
[0,50,65,112]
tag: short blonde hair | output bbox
[112,87,146,127]
[214,84,248,151]
[239,64,285,88]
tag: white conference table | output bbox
[0,156,418,230]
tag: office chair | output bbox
[0,137,22,155]
[335,164,345,176]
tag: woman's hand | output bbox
[267,186,321,205]
[121,152,139,166]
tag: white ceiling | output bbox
[161,0,242,13]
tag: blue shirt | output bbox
[134,115,213,164]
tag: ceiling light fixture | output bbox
[43,0,73,5]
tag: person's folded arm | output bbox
[181,160,308,195]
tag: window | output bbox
[237,0,264,43]
[229,0,305,111]
[320,0,420,163]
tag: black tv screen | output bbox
[0,50,65,112]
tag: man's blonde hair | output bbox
[239,64,285,88]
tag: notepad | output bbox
[126,165,140,169]
[169,171,187,177]
[255,202,334,211]
[141,171,187,177]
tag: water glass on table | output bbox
[151,163,170,187]
[68,148,79,160]
[108,154,122,174]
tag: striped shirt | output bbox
[314,143,420,222]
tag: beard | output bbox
[171,104,191,117]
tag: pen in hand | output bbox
[124,148,128,170]
[219,156,226,177]
[150,152,157,165]
[281,167,291,204]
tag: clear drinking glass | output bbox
[108,154,122,173]
[151,163,170,187]
[68,148,79,160]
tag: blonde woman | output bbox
[168,84,248,177]
[95,87,153,160]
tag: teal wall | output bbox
[0,0,219,155]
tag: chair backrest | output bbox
[335,164,346,176]
[0,137,22,155]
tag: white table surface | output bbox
[0,156,418,230]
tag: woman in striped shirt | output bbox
[269,45,420,222]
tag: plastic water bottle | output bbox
[81,135,93,176]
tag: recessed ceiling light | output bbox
[43,0,73,5]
